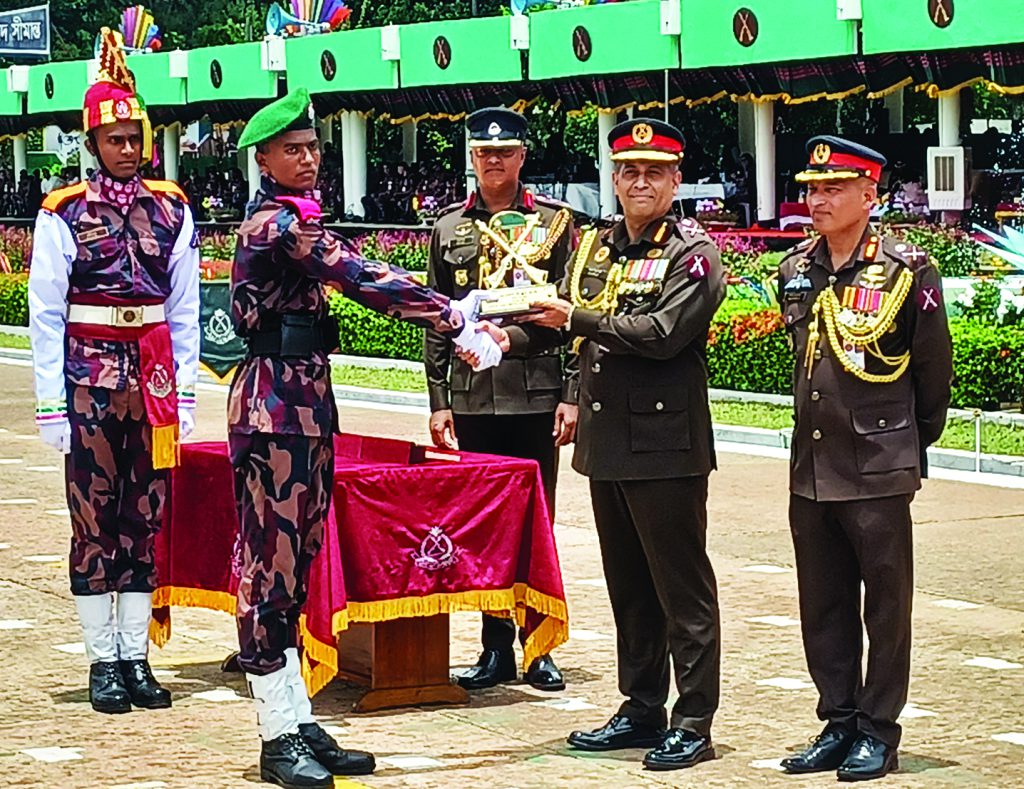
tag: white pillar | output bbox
[753,100,776,223]
[402,119,417,164]
[162,123,180,183]
[12,134,27,186]
[464,126,476,198]
[938,88,961,147]
[318,116,333,145]
[80,141,97,181]
[737,99,756,156]
[884,89,904,135]
[247,146,261,200]
[342,112,367,218]
[597,110,616,218]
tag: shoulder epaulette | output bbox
[41,182,87,213]
[675,217,709,239]
[436,200,465,218]
[143,179,189,203]
[532,192,571,210]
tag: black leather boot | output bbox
[119,659,172,709]
[260,732,333,789]
[456,648,517,690]
[298,723,375,776]
[89,661,131,714]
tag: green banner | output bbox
[199,281,246,383]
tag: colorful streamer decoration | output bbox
[119,5,162,52]
[266,0,351,36]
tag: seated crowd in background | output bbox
[0,167,81,218]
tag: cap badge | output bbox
[114,99,132,120]
[812,143,831,165]
[307,102,315,122]
[632,123,654,145]
[487,121,502,137]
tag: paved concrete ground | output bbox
[0,358,1022,788]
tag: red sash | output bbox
[67,296,180,468]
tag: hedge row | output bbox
[2,274,1021,410]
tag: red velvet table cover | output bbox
[152,435,569,695]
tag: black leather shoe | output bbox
[119,659,172,709]
[524,654,565,691]
[260,732,332,789]
[643,728,715,771]
[456,649,517,690]
[781,723,858,774]
[837,734,898,782]
[89,661,131,714]
[567,715,667,752]
[220,651,243,673]
[298,723,375,776]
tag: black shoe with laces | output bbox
[89,661,131,714]
[260,732,332,789]
[781,723,858,774]
[119,659,172,709]
[643,728,715,770]
[298,723,375,776]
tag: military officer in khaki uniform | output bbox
[424,107,576,692]
[527,118,724,772]
[776,137,953,782]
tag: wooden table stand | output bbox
[336,614,470,713]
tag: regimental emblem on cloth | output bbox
[146,363,173,399]
[687,254,709,281]
[918,286,941,313]
[812,143,831,165]
[411,526,461,572]
[455,269,469,287]
[203,308,235,346]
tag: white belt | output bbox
[67,303,166,328]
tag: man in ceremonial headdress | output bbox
[28,28,199,715]
[425,107,575,693]
[229,87,506,789]
[775,136,952,781]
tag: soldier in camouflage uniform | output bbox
[425,107,575,692]
[229,88,505,789]
[28,30,199,717]
[776,137,952,782]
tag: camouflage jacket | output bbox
[28,175,199,422]
[777,228,953,502]
[228,176,463,437]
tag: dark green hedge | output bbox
[949,320,1024,409]
[0,274,28,327]
[328,292,424,362]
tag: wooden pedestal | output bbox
[336,614,470,713]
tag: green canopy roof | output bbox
[286,28,397,94]
[862,0,1024,56]
[127,53,186,106]
[186,42,277,103]
[529,1,678,80]
[679,0,857,69]
[399,16,522,88]
[28,59,90,114]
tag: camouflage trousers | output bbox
[66,382,166,596]
[230,432,334,676]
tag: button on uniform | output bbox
[592,402,602,412]
[592,363,601,374]
[811,391,821,401]
[655,401,664,411]
[812,429,822,440]
[878,419,887,428]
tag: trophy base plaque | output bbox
[477,284,558,319]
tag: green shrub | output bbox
[328,292,424,362]
[891,224,980,277]
[707,309,793,395]
[949,319,1024,410]
[0,273,28,326]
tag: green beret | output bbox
[238,87,315,149]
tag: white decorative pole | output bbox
[12,134,27,186]
[753,99,776,223]
[402,119,417,164]
[162,122,180,182]
[884,88,904,134]
[597,109,615,218]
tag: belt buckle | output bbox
[114,305,144,327]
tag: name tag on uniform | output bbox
[78,224,111,243]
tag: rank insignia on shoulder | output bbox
[784,273,814,292]
[455,269,469,287]
[863,235,880,261]
[795,259,810,274]
[687,254,709,281]
[917,286,941,313]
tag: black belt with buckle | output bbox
[246,314,341,358]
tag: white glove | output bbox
[178,407,195,440]
[453,319,503,372]
[450,289,487,322]
[39,419,72,454]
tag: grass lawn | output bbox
[2,330,1022,456]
